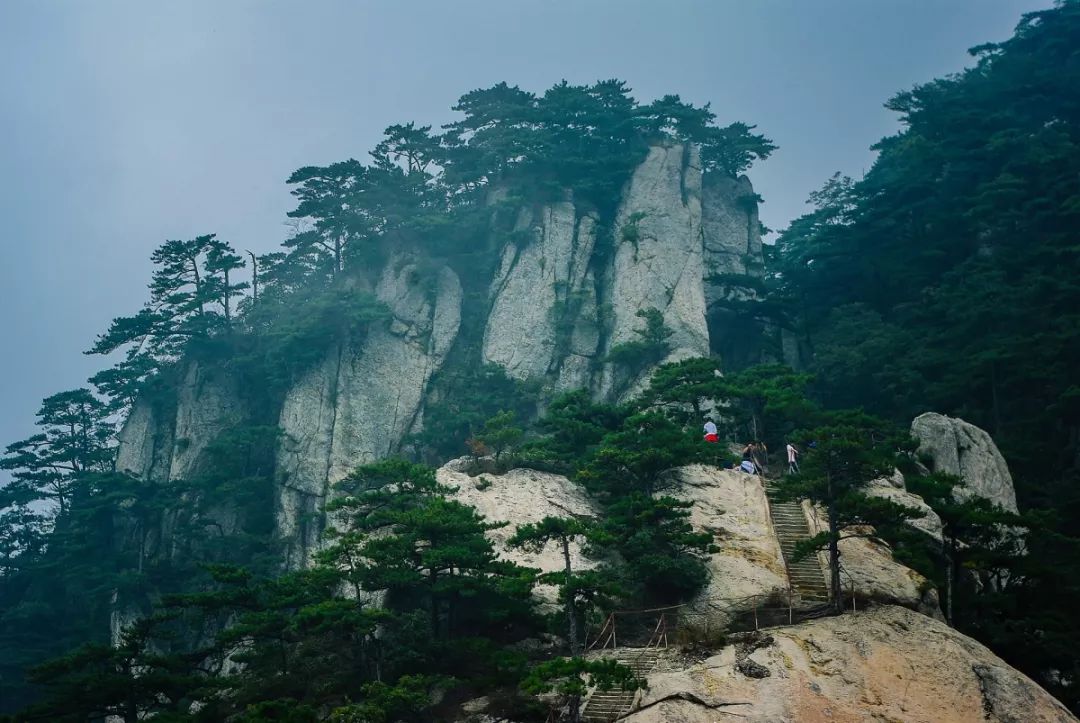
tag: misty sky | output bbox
[0,0,1047,450]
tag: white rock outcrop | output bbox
[865,474,945,543]
[438,462,602,605]
[802,500,938,613]
[912,412,1019,513]
[624,605,1075,723]
[701,173,763,295]
[276,260,462,568]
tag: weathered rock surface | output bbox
[865,474,945,543]
[599,144,710,400]
[625,605,1075,723]
[482,203,600,386]
[802,500,938,613]
[912,412,1019,513]
[276,259,462,567]
[115,396,174,483]
[672,466,789,628]
[702,173,763,295]
[115,361,242,483]
[438,462,601,605]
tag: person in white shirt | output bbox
[702,419,718,442]
[786,442,800,474]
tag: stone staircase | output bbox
[766,485,830,603]
[580,647,660,722]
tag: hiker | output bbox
[703,418,719,443]
[786,441,800,474]
[741,442,763,475]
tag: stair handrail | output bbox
[585,612,616,652]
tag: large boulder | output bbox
[672,466,789,629]
[802,500,939,613]
[911,412,1019,513]
[623,605,1075,722]
[437,462,602,606]
[865,473,945,543]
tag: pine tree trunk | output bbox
[563,538,579,655]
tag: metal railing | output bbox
[584,590,840,655]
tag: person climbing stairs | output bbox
[580,647,660,722]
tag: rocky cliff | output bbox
[113,142,768,567]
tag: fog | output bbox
[0,0,1043,448]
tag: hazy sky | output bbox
[0,0,1047,450]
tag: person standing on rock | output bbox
[703,418,719,443]
[786,441,800,474]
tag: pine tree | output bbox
[0,388,114,515]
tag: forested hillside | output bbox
[1,2,1079,721]
[767,0,1080,696]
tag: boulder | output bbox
[802,500,938,613]
[865,475,944,543]
[911,412,1018,513]
[438,463,601,606]
[672,466,789,629]
[623,605,1075,722]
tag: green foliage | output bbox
[86,235,248,411]
[415,364,537,462]
[643,356,725,424]
[507,516,612,655]
[516,390,626,474]
[521,656,639,721]
[721,363,815,446]
[576,411,706,498]
[765,3,1080,704]
[234,282,390,401]
[604,307,673,375]
[774,412,920,609]
[0,388,114,515]
[601,494,714,603]
[474,410,524,464]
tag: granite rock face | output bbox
[802,500,939,614]
[672,466,789,628]
[481,143,766,401]
[598,144,711,400]
[482,202,600,388]
[275,259,462,568]
[114,361,243,483]
[911,412,1019,513]
[437,462,602,606]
